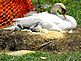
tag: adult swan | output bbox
[4,3,77,32]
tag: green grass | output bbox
[0,51,81,61]
[32,0,81,25]
[0,1,81,61]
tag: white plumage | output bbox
[4,3,77,32]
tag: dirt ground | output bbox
[0,26,81,53]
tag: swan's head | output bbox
[51,3,66,18]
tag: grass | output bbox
[0,0,81,61]
[32,0,81,25]
[0,51,81,61]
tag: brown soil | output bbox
[0,26,81,53]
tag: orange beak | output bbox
[63,14,66,19]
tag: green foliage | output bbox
[32,0,81,25]
[0,51,81,61]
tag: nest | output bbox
[0,26,81,53]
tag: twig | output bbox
[37,41,53,50]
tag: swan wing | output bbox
[37,12,64,24]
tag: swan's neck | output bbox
[51,8,61,17]
[51,7,58,14]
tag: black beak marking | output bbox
[61,7,66,15]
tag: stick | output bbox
[37,41,53,50]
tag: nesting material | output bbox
[4,50,35,56]
[0,27,81,52]
[32,31,65,39]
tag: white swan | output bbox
[4,3,77,32]
[30,3,77,32]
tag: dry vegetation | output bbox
[0,26,81,53]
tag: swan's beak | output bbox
[61,8,66,19]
